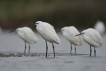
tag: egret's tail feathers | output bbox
[56,38,61,44]
[52,39,61,44]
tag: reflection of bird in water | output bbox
[34,21,61,57]
[61,26,83,55]
[76,28,103,56]
[94,21,106,34]
[10,27,39,54]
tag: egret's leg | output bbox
[70,43,72,54]
[52,43,55,57]
[24,42,26,54]
[28,44,30,54]
[45,41,48,57]
[90,46,92,56]
[75,45,76,55]
[94,47,96,56]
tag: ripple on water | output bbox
[64,61,74,63]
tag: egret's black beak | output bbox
[9,30,15,33]
[76,33,84,36]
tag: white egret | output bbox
[94,21,105,34]
[61,26,83,54]
[76,28,103,56]
[34,21,61,57]
[10,27,39,54]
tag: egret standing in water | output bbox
[76,28,103,56]
[61,26,83,55]
[33,21,61,57]
[94,21,105,34]
[10,27,39,54]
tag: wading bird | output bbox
[76,28,102,56]
[94,21,105,34]
[61,26,83,55]
[33,21,61,57]
[10,27,39,54]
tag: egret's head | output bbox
[61,27,69,32]
[9,27,22,33]
[27,21,42,26]
[35,21,42,25]
[16,28,21,33]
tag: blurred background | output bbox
[0,0,106,30]
[0,1,106,71]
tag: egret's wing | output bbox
[36,24,60,44]
[42,22,56,33]
[61,26,82,45]
[69,26,80,34]
[22,27,39,43]
[92,29,103,45]
[69,26,84,44]
[43,22,60,43]
[45,27,61,44]
[86,28,102,45]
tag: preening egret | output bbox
[76,28,103,56]
[10,27,39,54]
[61,26,83,54]
[94,21,105,34]
[35,21,61,57]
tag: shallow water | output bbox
[0,32,106,55]
[0,32,106,71]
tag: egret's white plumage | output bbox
[81,28,102,47]
[36,21,60,44]
[61,26,83,54]
[94,21,105,34]
[16,27,38,43]
[16,27,39,54]
[35,21,61,57]
[76,28,103,56]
